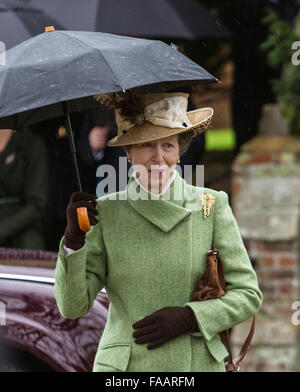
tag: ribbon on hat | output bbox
[116,96,193,135]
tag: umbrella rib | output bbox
[57,31,125,93]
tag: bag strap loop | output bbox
[192,248,256,372]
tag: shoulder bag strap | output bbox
[222,316,256,372]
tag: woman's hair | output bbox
[178,131,194,155]
[123,131,193,156]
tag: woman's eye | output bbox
[165,143,174,148]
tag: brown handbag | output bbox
[192,248,256,372]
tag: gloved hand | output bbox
[132,306,199,350]
[64,191,99,250]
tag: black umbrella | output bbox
[0,29,217,128]
[29,0,231,40]
[94,0,231,39]
[0,29,217,228]
[0,0,65,49]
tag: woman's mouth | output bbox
[148,169,166,178]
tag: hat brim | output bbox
[107,107,213,147]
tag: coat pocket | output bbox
[204,334,229,363]
[94,343,132,372]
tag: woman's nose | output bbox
[151,146,165,163]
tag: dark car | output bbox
[0,248,109,372]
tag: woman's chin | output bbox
[148,174,166,185]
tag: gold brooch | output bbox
[201,192,215,219]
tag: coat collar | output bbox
[126,171,194,232]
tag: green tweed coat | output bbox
[54,172,263,372]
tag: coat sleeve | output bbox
[185,190,263,342]
[54,205,108,319]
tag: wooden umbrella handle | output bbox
[76,207,91,232]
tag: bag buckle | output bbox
[207,249,218,255]
[232,361,240,372]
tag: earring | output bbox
[177,158,180,163]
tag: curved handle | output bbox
[76,207,91,233]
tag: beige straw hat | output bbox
[94,92,213,147]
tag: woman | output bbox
[0,127,48,249]
[54,92,263,372]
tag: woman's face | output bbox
[88,125,110,152]
[126,134,180,193]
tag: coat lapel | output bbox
[126,172,192,232]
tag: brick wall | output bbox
[230,135,300,372]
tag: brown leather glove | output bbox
[64,191,99,250]
[132,306,199,350]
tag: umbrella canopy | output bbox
[28,0,231,40]
[0,0,65,49]
[94,0,231,39]
[0,29,218,129]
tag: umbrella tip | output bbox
[45,26,55,32]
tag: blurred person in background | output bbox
[0,127,48,250]
[77,106,128,196]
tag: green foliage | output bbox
[260,3,300,136]
[260,9,296,67]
